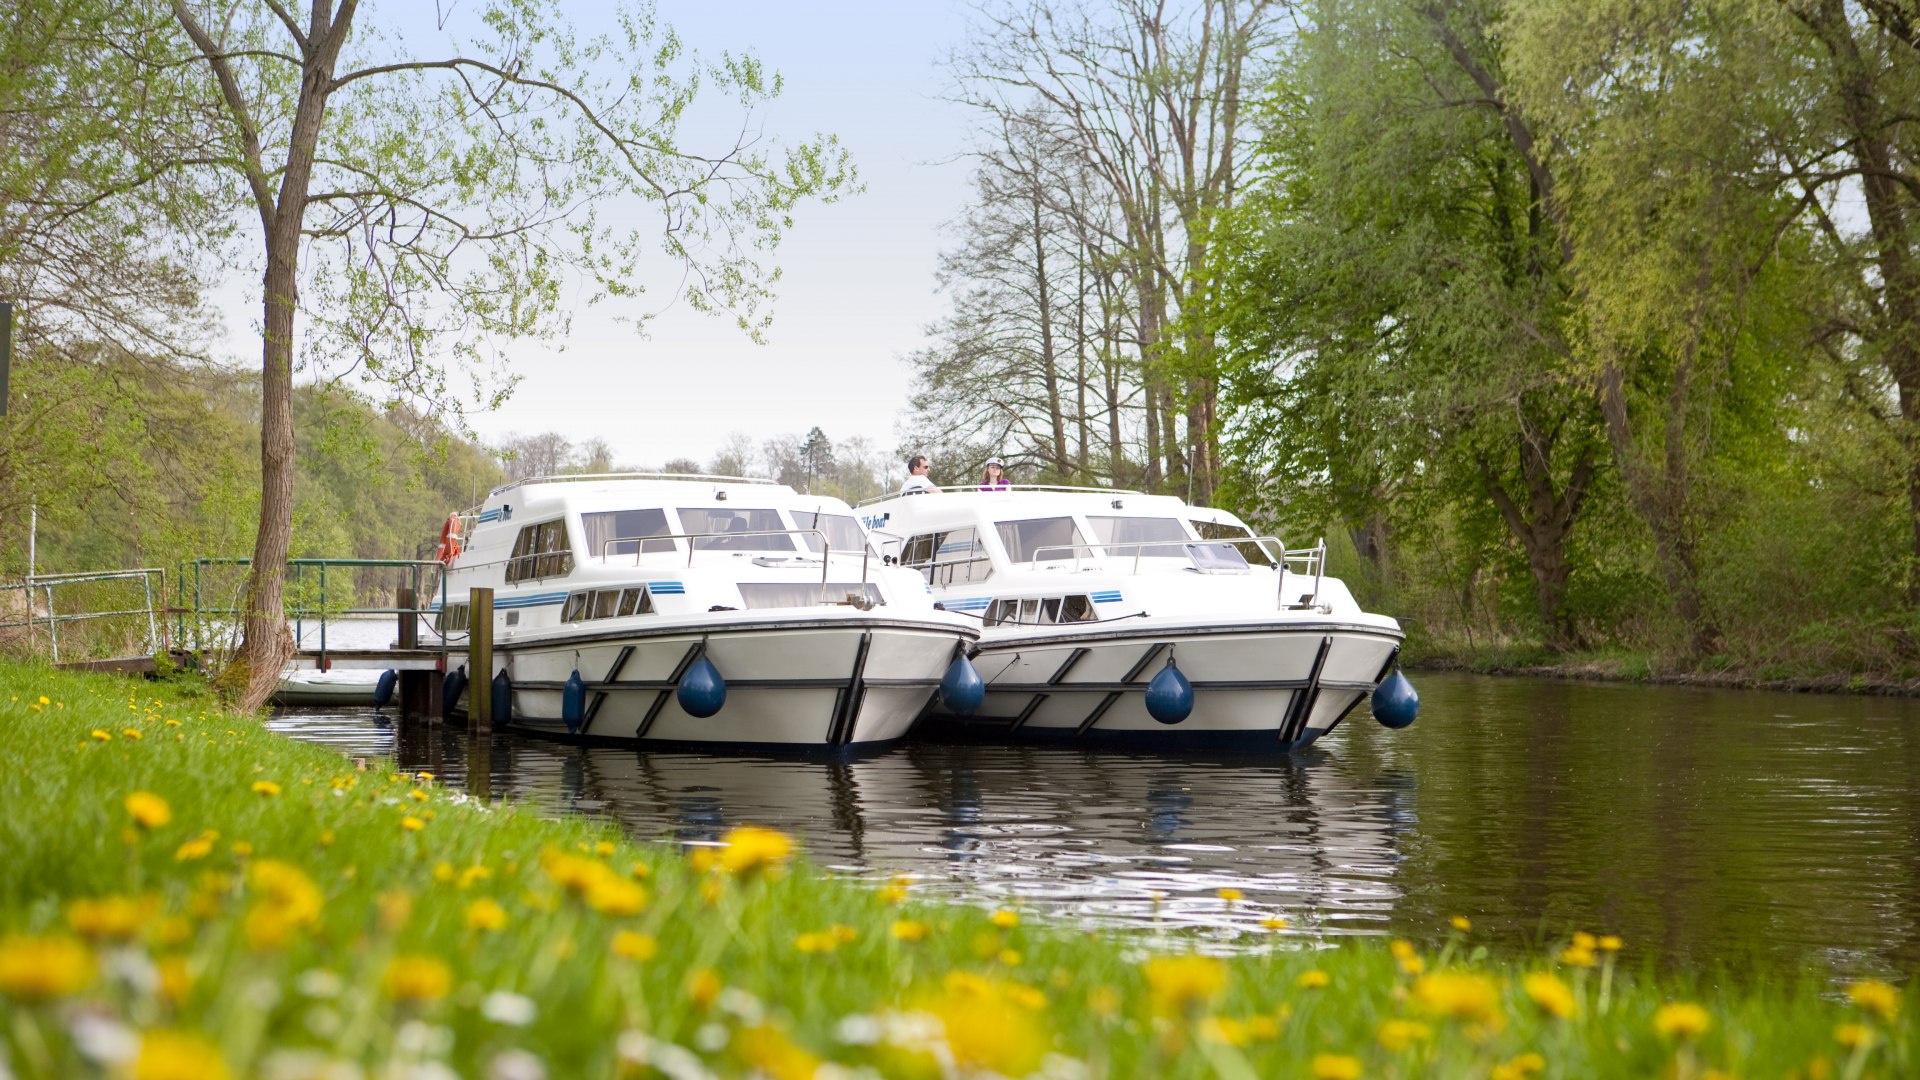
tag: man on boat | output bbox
[902,454,940,495]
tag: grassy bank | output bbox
[0,661,1912,1079]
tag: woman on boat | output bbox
[978,458,1011,491]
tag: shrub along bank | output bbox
[0,660,1911,1079]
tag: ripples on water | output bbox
[269,673,1920,975]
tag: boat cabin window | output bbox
[996,516,1088,565]
[901,527,992,585]
[737,582,885,609]
[983,595,1098,627]
[1190,519,1275,566]
[434,604,471,634]
[581,509,675,557]
[564,586,656,623]
[791,510,869,556]
[507,519,574,582]
[677,507,797,551]
[1088,516,1193,558]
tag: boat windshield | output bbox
[1190,519,1275,566]
[581,509,676,556]
[996,516,1088,564]
[1087,516,1193,558]
[678,507,798,551]
[790,510,869,555]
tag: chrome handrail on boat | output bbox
[854,483,1144,508]
[1279,538,1329,613]
[1024,535,1285,574]
[488,471,779,498]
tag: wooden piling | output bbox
[469,587,493,733]
[395,586,430,718]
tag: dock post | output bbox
[469,588,493,734]
[395,586,431,718]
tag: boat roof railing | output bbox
[488,471,780,499]
[854,483,1144,508]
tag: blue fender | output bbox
[491,670,513,724]
[372,669,397,710]
[1372,669,1419,729]
[441,666,467,721]
[562,669,587,734]
[1145,659,1194,725]
[939,655,986,716]
[677,654,727,718]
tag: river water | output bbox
[268,672,1920,976]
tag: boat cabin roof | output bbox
[860,486,1255,534]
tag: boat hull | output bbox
[453,616,970,750]
[926,620,1402,751]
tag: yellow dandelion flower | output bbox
[689,969,723,1009]
[156,955,192,1005]
[92,729,112,741]
[1260,915,1289,931]
[229,841,252,858]
[795,931,838,954]
[415,771,433,782]
[1598,935,1623,952]
[0,934,95,1000]
[891,920,930,942]
[920,974,1051,1077]
[689,847,720,873]
[400,816,424,832]
[736,1024,821,1080]
[612,931,658,961]
[250,781,280,797]
[1412,972,1501,1024]
[67,896,146,939]
[630,862,651,879]
[465,898,508,931]
[1250,1014,1282,1039]
[831,924,856,943]
[1653,1002,1712,1040]
[586,876,649,917]
[1524,972,1577,1019]
[123,728,144,740]
[1311,1053,1363,1080]
[408,789,429,802]
[39,696,51,705]
[700,877,725,905]
[382,955,452,1002]
[594,840,616,856]
[1298,969,1331,989]
[173,832,217,862]
[719,826,793,876]
[1216,887,1244,902]
[132,1029,231,1080]
[880,883,909,905]
[459,865,493,888]
[1559,943,1597,968]
[1451,915,1472,932]
[1378,1018,1432,1052]
[1143,954,1228,1016]
[1089,986,1121,1016]
[1834,1022,1875,1050]
[990,908,1020,930]
[1847,979,1900,1022]
[165,719,182,727]
[998,949,1022,966]
[1199,1016,1251,1046]
[1491,1052,1548,1080]
[1572,931,1597,950]
[125,791,172,829]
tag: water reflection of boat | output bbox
[454,735,1408,935]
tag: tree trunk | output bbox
[1481,405,1597,653]
[232,3,356,711]
[1032,202,1068,474]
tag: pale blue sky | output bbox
[466,1,980,467]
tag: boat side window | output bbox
[791,510,870,556]
[617,587,653,616]
[984,594,1099,627]
[996,517,1088,565]
[581,509,675,557]
[1189,519,1275,566]
[901,527,992,585]
[561,592,591,622]
[1087,516,1193,558]
[568,586,658,622]
[434,603,470,634]
[508,520,574,582]
[592,589,620,619]
[678,507,797,552]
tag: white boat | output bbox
[857,486,1409,751]
[429,474,981,749]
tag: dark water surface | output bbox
[268,673,1920,976]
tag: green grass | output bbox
[0,660,1912,1079]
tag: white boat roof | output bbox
[472,473,857,519]
[860,486,1254,530]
